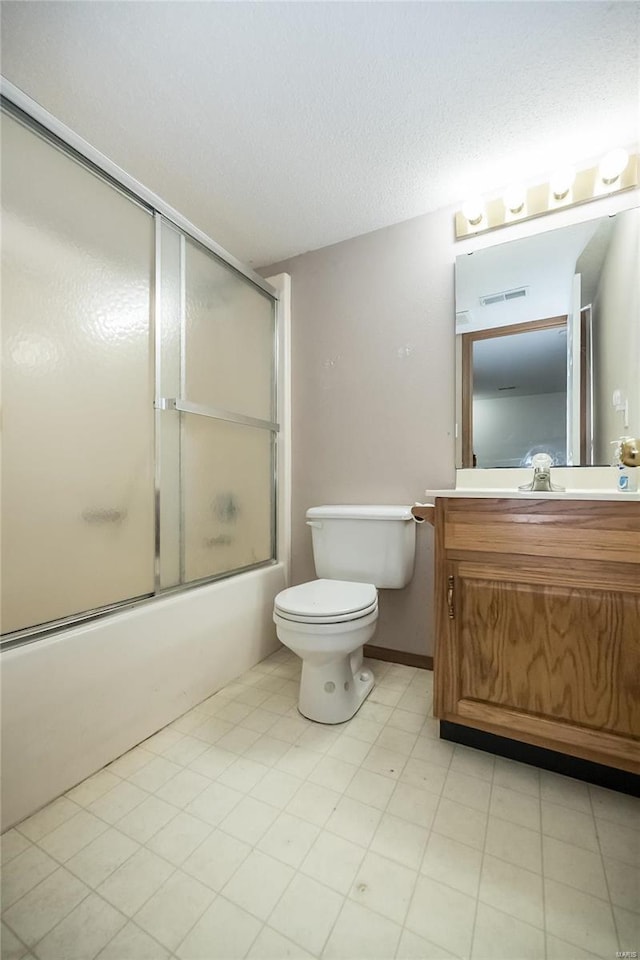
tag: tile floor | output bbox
[1,649,639,960]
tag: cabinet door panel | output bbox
[459,577,640,738]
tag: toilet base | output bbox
[297,649,375,724]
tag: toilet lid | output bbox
[274,598,378,625]
[274,579,377,620]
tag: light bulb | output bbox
[599,148,629,185]
[462,198,484,226]
[550,167,575,201]
[504,184,526,214]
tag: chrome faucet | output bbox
[518,453,565,493]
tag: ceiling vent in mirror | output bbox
[479,286,528,307]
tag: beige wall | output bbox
[263,208,457,658]
[592,208,640,464]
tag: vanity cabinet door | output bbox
[433,498,640,774]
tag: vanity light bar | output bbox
[454,152,638,240]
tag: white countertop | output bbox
[424,467,640,502]
[423,488,640,501]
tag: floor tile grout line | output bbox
[13,763,138,838]
[137,809,217,864]
[103,916,181,960]
[265,715,426,960]
[186,849,334,957]
[167,741,351,958]
[538,766,547,960]
[0,832,37,868]
[134,724,295,950]
[3,878,95,953]
[24,790,185,872]
[325,716,434,926]
[546,861,634,900]
[300,882,350,959]
[238,911,269,960]
[0,854,63,915]
[469,895,552,950]
[14,808,220,931]
[250,793,362,960]
[87,844,181,928]
[59,833,153,895]
[465,768,493,960]
[415,831,558,915]
[542,780,629,960]
[260,922,320,960]
[389,731,457,953]
[12,798,85,845]
[69,780,157,829]
[540,888,621,958]
[128,866,221,958]
[590,786,623,952]
[0,917,32,958]
[29,882,170,959]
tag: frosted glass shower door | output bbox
[185,241,275,420]
[182,418,273,580]
[181,239,276,583]
[1,111,155,634]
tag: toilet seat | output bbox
[274,578,377,624]
[274,600,378,625]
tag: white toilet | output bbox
[273,505,416,723]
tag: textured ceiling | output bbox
[1,1,638,267]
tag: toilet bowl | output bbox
[273,579,377,723]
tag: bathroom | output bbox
[1,3,639,959]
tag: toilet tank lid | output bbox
[306,505,413,521]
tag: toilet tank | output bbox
[306,505,416,589]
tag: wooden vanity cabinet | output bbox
[434,497,640,774]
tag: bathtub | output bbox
[0,562,286,830]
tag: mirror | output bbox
[455,207,639,468]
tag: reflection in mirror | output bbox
[455,207,639,468]
[462,317,568,467]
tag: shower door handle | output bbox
[157,397,279,432]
